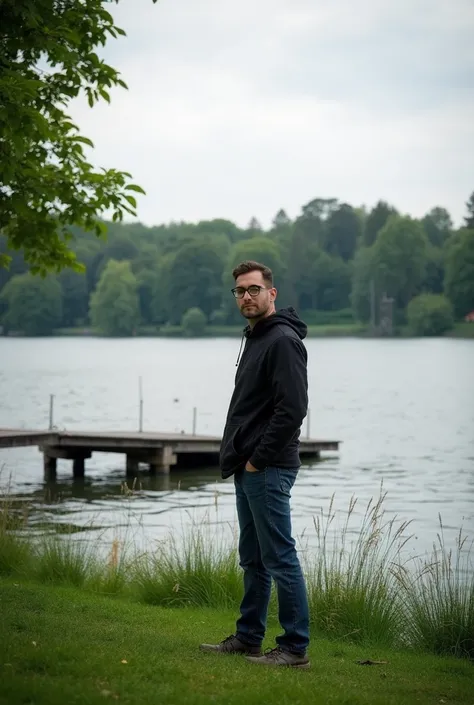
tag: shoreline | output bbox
[2,322,473,339]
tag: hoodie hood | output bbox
[244,306,307,340]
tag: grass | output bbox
[132,518,244,608]
[1,484,473,661]
[1,578,473,705]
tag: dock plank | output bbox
[0,428,340,479]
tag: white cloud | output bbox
[70,0,474,227]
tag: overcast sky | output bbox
[72,0,474,228]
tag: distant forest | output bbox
[1,193,474,337]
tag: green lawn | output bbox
[1,578,472,705]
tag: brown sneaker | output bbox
[200,634,262,655]
[246,646,310,669]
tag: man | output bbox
[200,260,310,669]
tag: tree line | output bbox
[1,193,474,337]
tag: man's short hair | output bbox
[232,260,273,287]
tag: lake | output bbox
[1,336,473,564]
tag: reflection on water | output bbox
[1,336,474,563]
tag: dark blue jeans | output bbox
[233,466,310,654]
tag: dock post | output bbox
[43,453,57,481]
[73,457,85,479]
[149,445,176,475]
[138,376,143,432]
[126,455,139,477]
[49,394,54,430]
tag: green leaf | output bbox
[0,254,12,269]
[75,136,94,148]
[125,184,146,195]
[99,88,110,103]
[124,194,137,209]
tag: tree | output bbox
[301,198,338,221]
[181,307,207,337]
[89,259,139,336]
[272,209,291,229]
[313,252,352,311]
[151,254,173,325]
[407,294,454,336]
[324,203,361,261]
[372,215,428,311]
[166,241,225,324]
[351,246,375,322]
[269,210,293,257]
[422,246,445,295]
[58,268,88,327]
[0,273,62,335]
[0,0,157,274]
[421,207,452,248]
[464,192,474,229]
[445,228,474,318]
[286,201,327,306]
[247,217,263,232]
[95,234,140,273]
[193,219,242,243]
[0,235,28,294]
[136,268,159,325]
[364,201,398,247]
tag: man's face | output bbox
[233,270,276,322]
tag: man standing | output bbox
[200,260,310,669]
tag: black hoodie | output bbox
[219,306,308,479]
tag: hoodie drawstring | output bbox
[235,332,245,367]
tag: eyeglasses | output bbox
[231,285,268,299]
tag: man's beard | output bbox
[241,303,268,319]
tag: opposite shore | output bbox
[2,322,474,339]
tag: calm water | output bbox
[1,336,473,563]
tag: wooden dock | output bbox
[0,429,340,481]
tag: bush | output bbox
[209,308,227,326]
[181,307,207,337]
[407,294,454,336]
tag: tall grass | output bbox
[304,492,413,646]
[396,519,474,659]
[132,511,243,609]
[34,534,96,587]
[1,476,473,659]
[0,475,33,576]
